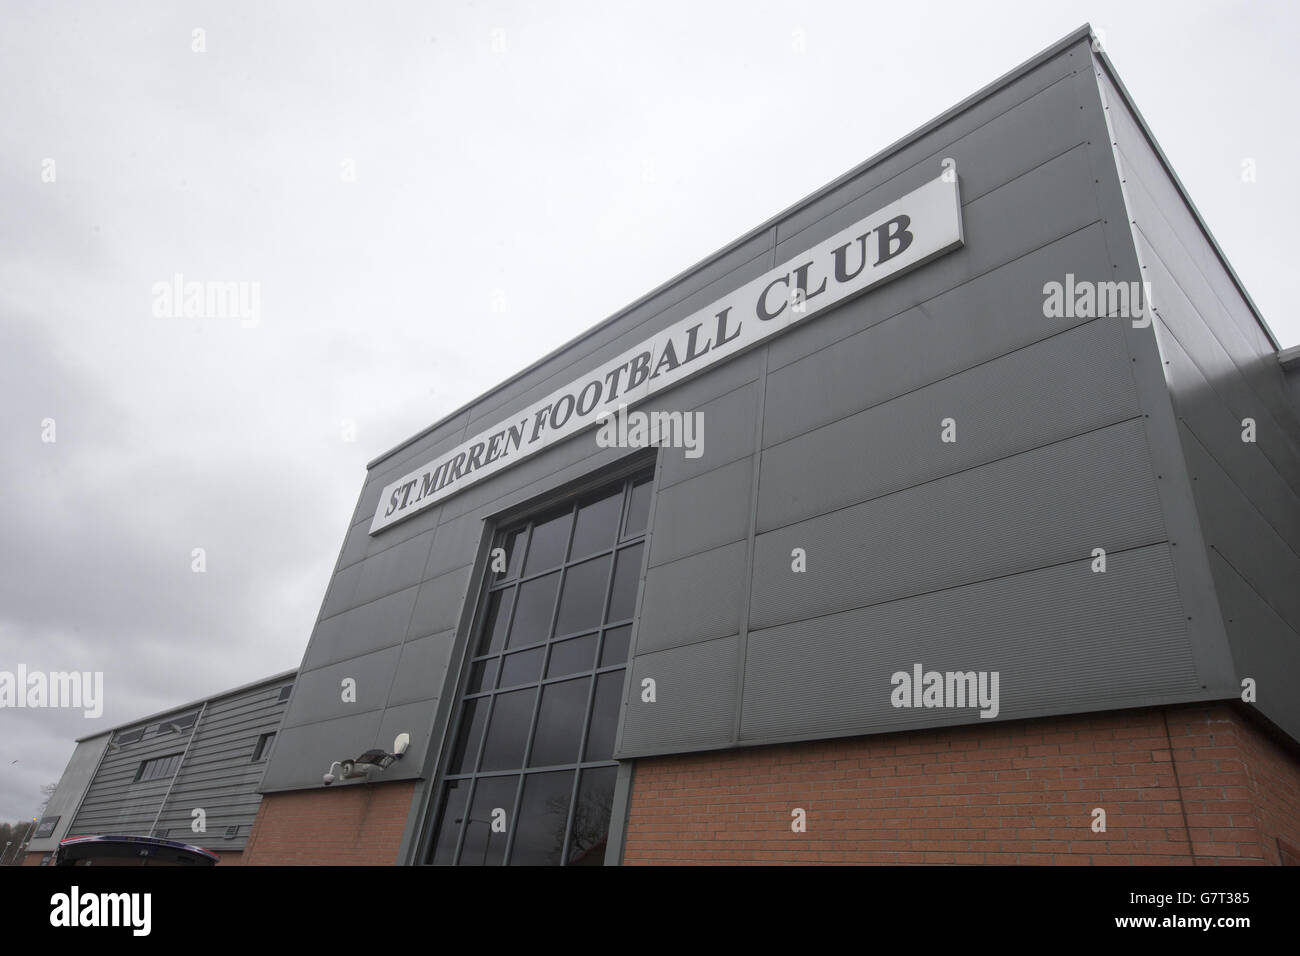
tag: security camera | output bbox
[340,759,355,777]
[393,733,410,757]
[322,772,335,785]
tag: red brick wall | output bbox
[623,704,1300,865]
[242,781,416,865]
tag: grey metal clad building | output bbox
[235,24,1300,865]
[26,669,295,865]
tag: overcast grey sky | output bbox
[1,1,1296,823]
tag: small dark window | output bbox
[134,753,184,783]
[155,711,199,735]
[115,728,145,746]
[277,684,293,703]
[152,828,168,839]
[253,732,276,762]
[224,826,240,840]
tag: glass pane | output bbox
[479,688,537,772]
[584,670,624,762]
[507,571,560,648]
[493,528,525,581]
[524,509,571,574]
[477,588,515,655]
[547,633,598,678]
[499,647,544,688]
[554,554,611,637]
[622,478,653,539]
[509,770,575,866]
[528,677,591,768]
[570,489,622,560]
[600,625,632,667]
[568,766,617,865]
[606,543,644,623]
[467,658,498,694]
[460,775,517,866]
[447,697,488,774]
[430,779,469,865]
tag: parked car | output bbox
[55,834,220,866]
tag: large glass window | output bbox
[426,471,652,865]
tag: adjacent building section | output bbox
[24,670,295,866]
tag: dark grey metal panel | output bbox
[740,543,1201,742]
[1102,79,1285,371]
[1157,323,1300,555]
[338,498,443,573]
[763,223,1114,445]
[406,565,473,641]
[1209,550,1300,740]
[1124,178,1300,451]
[635,540,746,655]
[1138,232,1300,495]
[646,456,752,568]
[387,629,456,708]
[758,319,1140,530]
[259,710,384,793]
[1179,423,1300,637]
[304,584,420,669]
[348,527,438,610]
[371,700,436,783]
[280,646,400,728]
[1097,58,1300,749]
[751,420,1165,629]
[657,381,759,489]
[423,512,484,581]
[616,634,739,756]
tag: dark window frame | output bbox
[423,467,653,866]
[252,732,276,762]
[133,752,185,783]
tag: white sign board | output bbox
[372,173,964,534]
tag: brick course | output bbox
[622,704,1300,865]
[242,780,416,866]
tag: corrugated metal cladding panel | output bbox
[1097,61,1300,742]
[1157,327,1300,556]
[1134,228,1300,490]
[758,318,1141,530]
[617,634,739,755]
[68,678,292,853]
[762,222,1115,447]
[1209,550,1300,740]
[635,540,747,655]
[1102,69,1295,422]
[1179,424,1300,637]
[740,543,1198,741]
[647,456,753,568]
[750,419,1166,630]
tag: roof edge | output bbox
[74,667,298,742]
[367,23,1096,471]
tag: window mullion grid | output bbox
[560,480,630,863]
[502,501,579,865]
[450,522,532,866]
